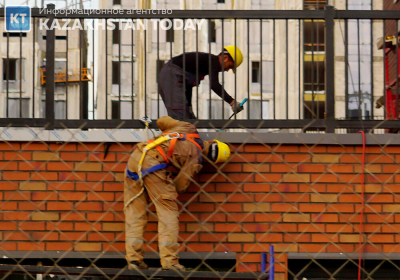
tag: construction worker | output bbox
[124,116,231,271]
[158,46,244,120]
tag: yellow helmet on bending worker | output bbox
[223,46,243,73]
[207,139,231,164]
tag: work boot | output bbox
[162,263,186,272]
[128,261,148,270]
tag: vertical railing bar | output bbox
[396,19,399,120]
[383,19,386,117]
[157,19,160,119]
[144,19,147,118]
[118,20,121,118]
[106,22,108,119]
[19,32,22,118]
[273,19,276,119]
[311,19,315,119]
[45,4,55,129]
[66,24,69,119]
[208,19,212,119]
[247,19,250,120]
[370,18,374,119]
[260,19,263,120]
[79,18,83,119]
[169,19,173,121]
[222,19,225,119]
[183,18,186,120]
[92,20,95,120]
[234,18,237,120]
[345,18,348,119]
[357,19,361,120]
[298,19,301,120]
[316,18,320,120]
[33,18,36,118]
[131,22,137,119]
[6,32,9,118]
[286,19,288,120]
[196,21,199,118]
[325,5,335,133]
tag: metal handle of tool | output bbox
[228,98,248,120]
[140,116,152,142]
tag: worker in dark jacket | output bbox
[158,46,244,120]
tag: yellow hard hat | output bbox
[223,46,243,73]
[209,140,231,164]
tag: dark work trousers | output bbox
[158,61,197,120]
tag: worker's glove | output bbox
[230,100,244,114]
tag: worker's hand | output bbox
[230,100,244,114]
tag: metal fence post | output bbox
[325,5,335,133]
[45,4,55,130]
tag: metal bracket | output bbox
[104,142,112,159]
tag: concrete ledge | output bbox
[1,127,400,145]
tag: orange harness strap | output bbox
[167,138,178,159]
[185,134,202,150]
[149,133,202,162]
[148,139,169,163]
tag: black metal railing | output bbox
[0,6,400,132]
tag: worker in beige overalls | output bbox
[124,116,230,271]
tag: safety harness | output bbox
[124,132,202,210]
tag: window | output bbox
[304,0,326,10]
[55,100,66,119]
[40,100,66,119]
[166,28,174,43]
[157,60,165,80]
[304,61,325,92]
[249,100,269,119]
[304,101,325,119]
[112,61,120,85]
[347,0,372,119]
[303,21,325,52]
[209,20,216,43]
[217,0,225,3]
[7,98,29,118]
[206,100,231,119]
[113,22,120,44]
[252,62,260,83]
[3,58,17,81]
[151,99,168,119]
[113,0,121,4]
[55,60,66,70]
[112,100,133,119]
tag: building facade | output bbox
[0,10,91,120]
[95,0,386,125]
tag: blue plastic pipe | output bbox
[269,245,275,280]
[261,252,266,273]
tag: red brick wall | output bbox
[384,1,400,83]
[1,142,400,279]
